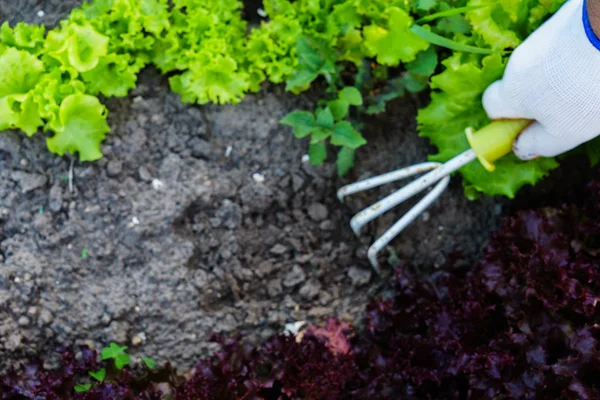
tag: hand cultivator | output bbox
[338,119,532,271]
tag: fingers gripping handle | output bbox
[465,119,533,171]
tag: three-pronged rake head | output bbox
[337,149,477,272]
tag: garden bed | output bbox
[0,0,515,372]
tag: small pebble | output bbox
[106,160,123,177]
[270,244,288,255]
[225,145,233,157]
[308,203,328,222]
[18,316,30,327]
[152,179,164,190]
[347,266,372,287]
[138,166,152,181]
[252,172,265,183]
[301,154,310,163]
[257,8,267,17]
[39,309,53,325]
[37,10,45,17]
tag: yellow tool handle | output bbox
[465,119,533,172]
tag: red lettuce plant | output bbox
[2,183,600,399]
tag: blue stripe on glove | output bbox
[583,0,600,50]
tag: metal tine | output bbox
[367,176,450,270]
[337,162,442,202]
[348,149,477,235]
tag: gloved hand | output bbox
[482,0,600,160]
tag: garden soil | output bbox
[0,0,591,372]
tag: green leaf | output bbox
[285,68,319,91]
[74,384,92,393]
[115,354,131,370]
[415,4,493,23]
[280,111,317,138]
[400,73,429,93]
[310,127,332,143]
[316,107,334,129]
[465,0,522,50]
[365,77,406,115]
[405,47,438,77]
[46,94,110,161]
[285,37,337,92]
[338,87,362,106]
[0,48,44,135]
[0,48,43,98]
[296,37,323,70]
[142,356,156,369]
[330,122,366,149]
[101,342,131,370]
[81,247,89,260]
[409,25,504,54]
[416,0,438,11]
[363,7,430,65]
[328,100,349,121]
[89,368,106,382]
[0,22,45,54]
[169,55,250,105]
[308,141,327,165]
[81,53,141,97]
[45,24,109,72]
[336,147,355,176]
[0,93,43,136]
[461,155,558,198]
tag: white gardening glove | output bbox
[482,0,600,160]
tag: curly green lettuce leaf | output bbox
[247,18,301,84]
[44,23,109,72]
[465,0,522,50]
[0,48,44,97]
[170,53,249,104]
[0,22,46,55]
[138,0,170,35]
[0,48,45,135]
[418,54,558,198]
[363,7,430,66]
[30,69,86,127]
[69,0,168,53]
[47,94,110,161]
[0,94,43,136]
[528,0,566,28]
[353,0,412,22]
[465,0,566,50]
[153,0,251,103]
[81,52,144,97]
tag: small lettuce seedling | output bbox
[281,86,365,176]
[142,356,156,369]
[101,342,131,370]
[89,368,106,382]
